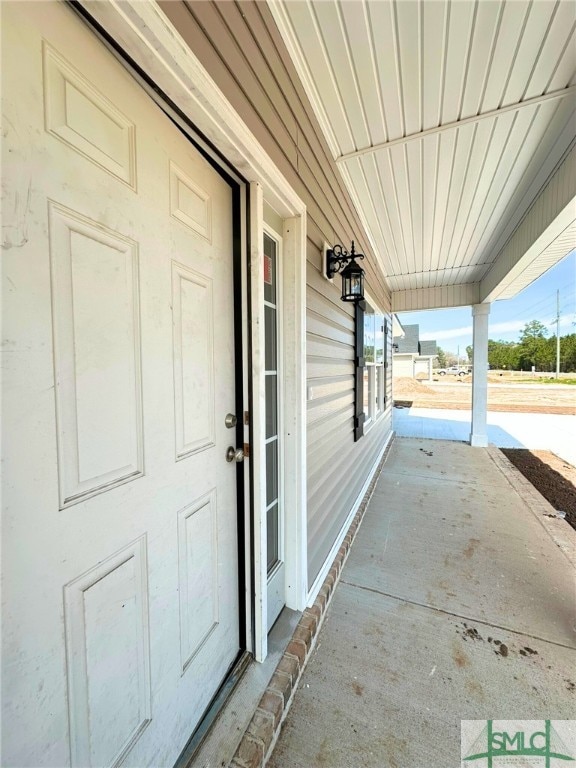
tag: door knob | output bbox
[226,446,244,463]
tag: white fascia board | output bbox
[391,284,481,312]
[392,314,405,338]
[480,144,576,303]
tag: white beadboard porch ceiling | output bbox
[269,0,576,299]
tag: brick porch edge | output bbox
[229,435,396,768]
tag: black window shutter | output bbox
[354,300,365,441]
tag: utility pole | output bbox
[556,289,560,378]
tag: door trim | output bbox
[75,0,305,216]
[249,185,307,659]
[72,0,308,664]
[263,222,285,632]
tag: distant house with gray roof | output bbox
[392,324,438,380]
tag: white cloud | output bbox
[488,320,528,336]
[559,313,576,330]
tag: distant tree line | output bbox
[436,320,576,372]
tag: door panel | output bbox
[178,491,219,670]
[49,202,144,506]
[1,3,240,766]
[64,537,151,768]
[172,262,216,459]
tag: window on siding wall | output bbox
[363,301,386,427]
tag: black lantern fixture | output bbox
[325,241,365,302]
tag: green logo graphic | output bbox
[463,720,574,767]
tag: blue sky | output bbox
[397,249,576,356]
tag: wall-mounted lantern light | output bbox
[392,343,399,352]
[325,241,365,302]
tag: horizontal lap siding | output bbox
[308,414,390,583]
[161,0,393,587]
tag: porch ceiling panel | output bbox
[269,0,576,300]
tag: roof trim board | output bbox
[481,141,576,301]
[337,84,576,162]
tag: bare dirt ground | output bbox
[393,377,576,533]
[393,377,576,415]
[501,449,576,533]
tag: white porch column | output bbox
[470,303,490,447]
[428,357,433,382]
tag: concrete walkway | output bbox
[394,405,576,466]
[268,438,576,768]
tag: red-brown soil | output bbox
[500,449,576,533]
[393,377,576,415]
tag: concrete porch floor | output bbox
[393,404,576,467]
[267,438,576,768]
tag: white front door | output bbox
[2,3,241,766]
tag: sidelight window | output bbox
[263,232,280,574]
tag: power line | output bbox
[533,285,573,307]
[525,296,561,316]
[524,287,574,315]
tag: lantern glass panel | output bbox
[341,259,364,302]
